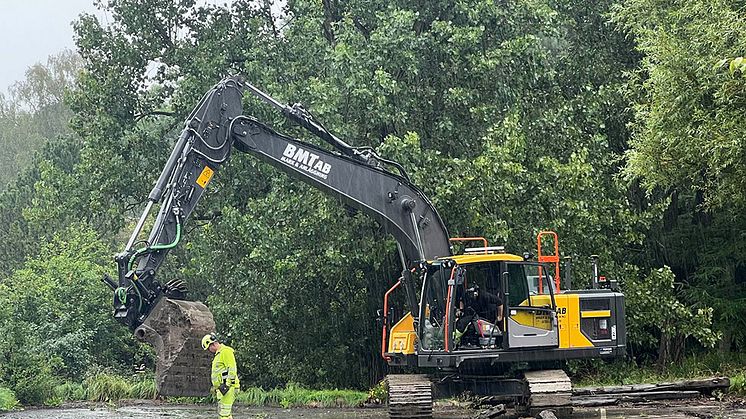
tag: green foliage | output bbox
[730,372,746,395]
[616,0,746,213]
[84,372,132,402]
[235,384,367,408]
[54,382,87,401]
[367,380,387,404]
[9,358,58,406]
[625,266,718,351]
[129,378,157,400]
[0,225,138,393]
[0,387,19,411]
[572,352,746,387]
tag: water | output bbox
[1,401,744,418]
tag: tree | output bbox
[0,226,136,402]
[615,0,746,355]
[0,49,81,189]
[617,0,746,213]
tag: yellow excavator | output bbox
[103,76,625,417]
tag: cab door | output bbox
[504,262,559,349]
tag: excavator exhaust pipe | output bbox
[134,298,216,397]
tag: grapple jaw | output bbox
[134,298,216,397]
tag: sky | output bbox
[0,0,108,94]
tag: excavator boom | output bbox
[105,76,452,396]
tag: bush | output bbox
[0,387,19,411]
[54,382,86,401]
[11,365,58,406]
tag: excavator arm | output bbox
[104,76,451,396]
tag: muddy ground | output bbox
[1,398,745,418]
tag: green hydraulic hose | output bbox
[125,217,182,312]
[127,218,182,272]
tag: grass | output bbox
[236,383,368,408]
[129,379,157,400]
[84,372,132,402]
[0,387,19,411]
[729,372,746,395]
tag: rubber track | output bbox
[386,374,433,418]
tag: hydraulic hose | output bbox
[127,217,182,272]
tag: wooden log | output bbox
[475,404,506,419]
[572,397,619,407]
[571,390,701,407]
[573,377,729,396]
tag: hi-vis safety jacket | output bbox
[211,345,240,389]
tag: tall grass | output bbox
[129,379,157,399]
[0,387,19,411]
[236,384,367,408]
[84,372,132,402]
[54,382,86,401]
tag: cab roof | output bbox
[435,252,524,265]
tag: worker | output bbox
[454,285,504,345]
[202,333,240,419]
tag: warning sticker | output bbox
[196,166,214,188]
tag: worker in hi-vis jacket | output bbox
[202,333,240,418]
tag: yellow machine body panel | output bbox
[445,253,525,265]
[510,294,598,349]
[388,312,417,354]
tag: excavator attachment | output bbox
[133,298,216,397]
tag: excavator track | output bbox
[386,374,433,418]
[521,369,573,417]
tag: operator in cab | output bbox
[202,333,240,419]
[459,285,503,323]
[454,284,504,346]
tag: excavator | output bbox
[103,76,625,417]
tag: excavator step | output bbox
[386,374,433,418]
[134,298,216,396]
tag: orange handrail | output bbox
[443,266,457,352]
[537,230,561,291]
[381,279,402,361]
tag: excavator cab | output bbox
[418,255,559,354]
[384,233,625,371]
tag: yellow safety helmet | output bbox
[201,333,218,350]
